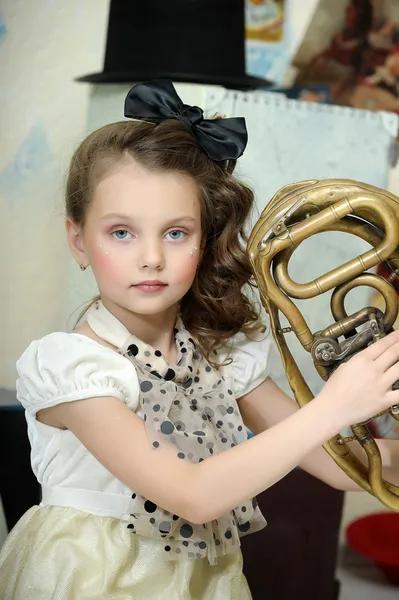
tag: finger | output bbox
[375,340,399,372]
[363,329,399,360]
[383,360,399,388]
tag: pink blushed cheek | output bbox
[175,254,199,285]
[91,246,124,282]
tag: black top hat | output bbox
[76,0,271,89]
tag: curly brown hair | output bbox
[66,119,263,361]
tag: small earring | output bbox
[189,247,198,256]
[79,264,87,271]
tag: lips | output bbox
[132,280,168,293]
[134,280,167,286]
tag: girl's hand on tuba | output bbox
[316,329,399,429]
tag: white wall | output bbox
[0,0,109,388]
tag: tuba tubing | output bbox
[247,179,399,510]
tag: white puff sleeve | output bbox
[16,332,140,416]
[219,329,276,399]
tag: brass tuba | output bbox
[247,178,399,509]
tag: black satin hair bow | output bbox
[124,79,248,162]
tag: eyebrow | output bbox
[100,213,197,225]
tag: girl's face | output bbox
[68,158,202,319]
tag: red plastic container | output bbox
[346,512,399,585]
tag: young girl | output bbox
[1,79,399,600]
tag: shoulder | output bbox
[218,327,275,399]
[16,332,140,415]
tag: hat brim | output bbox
[75,70,271,90]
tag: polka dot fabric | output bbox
[90,302,267,565]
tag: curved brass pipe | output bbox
[330,273,398,329]
[273,196,397,299]
[247,179,399,510]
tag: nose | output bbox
[138,238,164,270]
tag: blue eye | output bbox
[112,230,131,240]
[167,230,186,241]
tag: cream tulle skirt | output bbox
[0,506,252,600]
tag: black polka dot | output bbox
[227,406,234,414]
[193,430,205,436]
[228,389,233,395]
[160,389,167,394]
[225,529,232,539]
[216,421,223,429]
[205,366,212,372]
[141,381,153,392]
[150,517,156,524]
[150,370,162,379]
[238,521,251,533]
[183,378,193,388]
[215,539,221,546]
[181,347,187,353]
[238,425,243,431]
[198,458,204,462]
[199,541,207,549]
[221,437,227,443]
[194,377,200,383]
[242,506,247,512]
[153,441,160,448]
[164,545,171,552]
[173,514,179,521]
[144,500,157,513]
[127,344,139,356]
[161,421,175,435]
[252,498,258,509]
[188,366,193,372]
[164,368,176,381]
[132,493,136,499]
[146,363,151,367]
[173,400,180,405]
[154,350,162,357]
[153,404,161,412]
[182,541,189,547]
[197,437,203,444]
[127,523,134,529]
[177,452,185,459]
[180,524,194,538]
